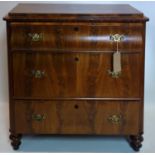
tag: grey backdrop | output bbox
[0,1,155,152]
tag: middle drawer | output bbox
[12,52,142,98]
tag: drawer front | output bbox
[13,52,142,98]
[14,100,140,135]
[10,22,143,52]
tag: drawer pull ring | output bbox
[108,34,125,78]
[28,33,43,42]
[108,114,122,124]
[32,114,46,122]
[31,70,45,78]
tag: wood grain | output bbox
[4,4,149,22]
[3,3,149,150]
[13,52,142,98]
[10,22,143,51]
[14,100,141,135]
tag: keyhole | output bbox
[74,104,79,109]
[75,57,79,61]
[74,27,79,31]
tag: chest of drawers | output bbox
[4,3,149,151]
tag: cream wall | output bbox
[0,1,155,152]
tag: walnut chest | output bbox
[4,3,149,151]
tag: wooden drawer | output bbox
[13,52,142,99]
[14,100,140,135]
[10,22,143,52]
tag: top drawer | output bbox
[10,22,143,52]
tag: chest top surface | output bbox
[4,3,148,22]
[9,4,142,15]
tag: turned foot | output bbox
[128,133,143,151]
[9,132,22,150]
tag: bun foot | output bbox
[128,133,143,151]
[9,132,22,150]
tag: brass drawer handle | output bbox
[107,70,121,78]
[28,33,43,42]
[108,34,125,78]
[110,34,124,42]
[108,114,123,124]
[31,70,45,78]
[32,114,46,122]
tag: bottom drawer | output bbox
[14,100,141,135]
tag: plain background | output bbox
[0,1,155,152]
